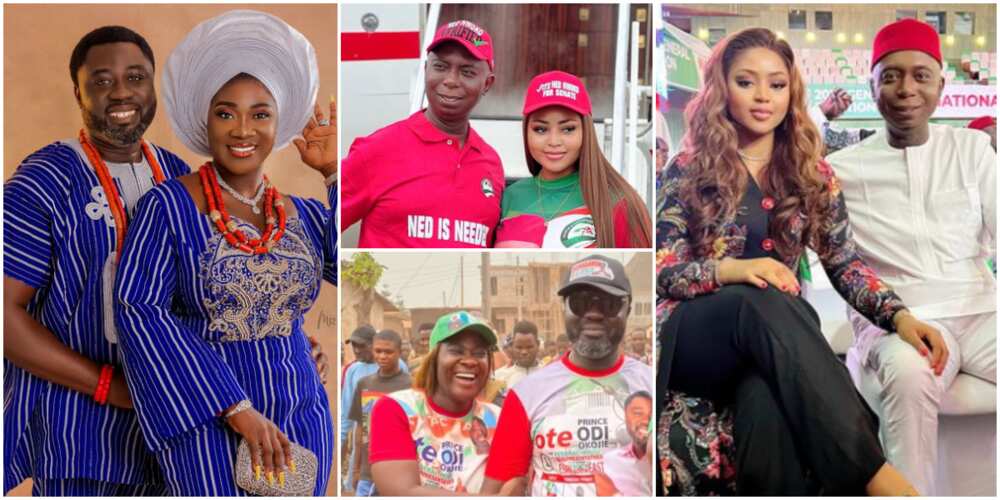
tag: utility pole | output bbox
[517,256,522,321]
[481,253,491,321]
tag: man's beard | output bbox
[83,103,155,146]
[569,334,616,360]
[630,425,649,449]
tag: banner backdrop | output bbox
[807,83,997,120]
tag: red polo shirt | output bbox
[342,110,505,248]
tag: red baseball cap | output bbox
[522,71,592,117]
[871,18,942,69]
[968,116,996,130]
[426,20,494,70]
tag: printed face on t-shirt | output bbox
[435,330,491,406]
[624,393,652,450]
[563,287,629,361]
[526,106,583,180]
[425,43,494,125]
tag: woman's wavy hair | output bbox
[523,114,652,248]
[678,28,830,261]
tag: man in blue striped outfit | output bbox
[3,26,183,496]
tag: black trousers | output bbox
[666,284,883,495]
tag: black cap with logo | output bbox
[557,255,631,298]
[345,324,376,344]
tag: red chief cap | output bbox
[426,20,494,70]
[871,18,942,69]
[522,71,592,117]
[968,116,997,130]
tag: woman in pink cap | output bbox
[494,71,651,249]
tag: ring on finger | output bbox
[317,118,330,126]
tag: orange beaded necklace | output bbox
[78,129,166,262]
[198,162,286,254]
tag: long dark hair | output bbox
[678,28,829,261]
[523,115,652,248]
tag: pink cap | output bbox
[522,71,592,117]
[426,20,494,70]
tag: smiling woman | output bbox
[367,311,525,496]
[494,71,651,249]
[111,10,338,496]
[208,74,278,174]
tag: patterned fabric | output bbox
[657,392,735,496]
[31,477,167,496]
[114,180,336,495]
[654,155,906,494]
[199,234,320,342]
[3,141,189,492]
[485,355,653,496]
[655,156,906,332]
[385,388,500,493]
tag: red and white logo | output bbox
[569,259,613,282]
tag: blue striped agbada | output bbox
[3,140,190,493]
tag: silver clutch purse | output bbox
[234,438,319,496]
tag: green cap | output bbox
[429,310,498,350]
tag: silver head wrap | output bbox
[163,10,319,157]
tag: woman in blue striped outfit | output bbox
[113,10,336,496]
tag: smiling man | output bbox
[594,391,653,496]
[342,20,504,248]
[828,18,996,496]
[3,26,191,496]
[481,255,653,496]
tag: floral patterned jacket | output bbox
[655,157,906,332]
[654,157,906,495]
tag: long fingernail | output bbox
[267,471,275,485]
[290,460,297,473]
[255,465,262,481]
[279,471,286,486]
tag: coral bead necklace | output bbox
[78,129,166,262]
[198,162,286,254]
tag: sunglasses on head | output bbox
[564,289,627,317]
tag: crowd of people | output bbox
[656,17,995,496]
[341,255,653,496]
